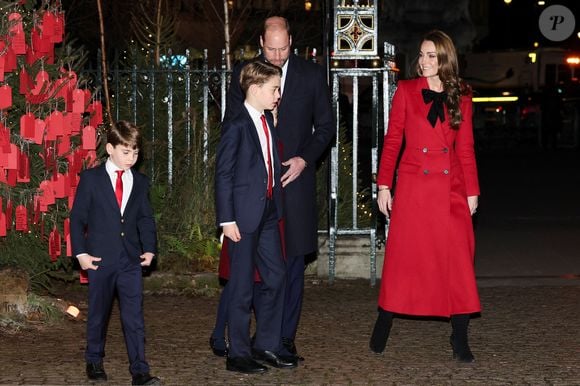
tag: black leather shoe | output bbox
[282,337,305,361]
[252,349,298,369]
[132,373,161,385]
[86,362,107,382]
[450,335,475,363]
[226,357,268,374]
[209,336,228,357]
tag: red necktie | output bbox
[260,115,273,199]
[115,170,124,208]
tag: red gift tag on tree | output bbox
[0,123,10,152]
[62,112,72,135]
[46,110,64,140]
[82,125,96,150]
[64,218,71,256]
[17,150,30,183]
[8,13,27,55]
[52,172,67,198]
[52,13,64,43]
[70,112,82,133]
[39,180,56,207]
[88,101,103,127]
[57,134,70,156]
[34,118,45,144]
[68,185,76,209]
[4,47,17,73]
[20,66,33,94]
[6,169,17,186]
[49,226,61,262]
[32,70,50,95]
[6,143,18,170]
[72,89,85,113]
[0,84,13,109]
[20,112,36,139]
[42,11,56,39]
[0,212,6,236]
[5,199,13,230]
[0,55,5,83]
[15,205,28,232]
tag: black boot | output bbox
[450,314,475,363]
[369,308,393,354]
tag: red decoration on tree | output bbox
[0,84,13,109]
[17,150,30,183]
[49,226,61,262]
[8,13,27,55]
[15,204,28,232]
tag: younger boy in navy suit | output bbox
[215,60,297,374]
[70,121,160,385]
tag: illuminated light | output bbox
[537,0,545,5]
[504,0,512,3]
[566,56,580,65]
[528,52,537,63]
[501,91,511,96]
[304,1,312,11]
[533,42,539,48]
[578,32,580,39]
[472,96,519,103]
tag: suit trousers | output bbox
[282,254,305,341]
[86,253,149,375]
[226,199,286,358]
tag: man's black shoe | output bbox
[282,337,305,361]
[209,336,228,357]
[252,349,298,369]
[86,362,107,383]
[132,373,161,385]
[226,357,268,374]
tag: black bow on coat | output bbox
[422,89,447,128]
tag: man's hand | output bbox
[140,252,155,266]
[77,254,102,270]
[223,223,241,242]
[281,157,307,187]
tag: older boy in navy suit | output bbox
[215,60,296,374]
[70,121,160,385]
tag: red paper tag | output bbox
[64,218,71,256]
[72,89,85,113]
[8,13,27,55]
[61,112,72,135]
[6,143,18,170]
[88,101,104,127]
[19,66,33,94]
[57,134,70,156]
[0,123,9,152]
[34,118,46,144]
[4,47,17,73]
[49,226,61,262]
[39,180,56,206]
[0,213,6,236]
[53,172,66,198]
[69,112,82,133]
[32,70,50,95]
[5,199,13,230]
[42,12,56,38]
[68,185,76,209]
[0,84,12,109]
[45,110,64,140]
[82,125,96,150]
[53,13,64,43]
[15,205,28,232]
[6,169,17,186]
[17,151,30,182]
[20,112,36,139]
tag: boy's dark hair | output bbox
[107,120,142,149]
[239,60,282,95]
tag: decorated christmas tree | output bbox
[0,0,101,288]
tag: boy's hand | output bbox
[77,254,102,270]
[140,252,155,266]
[223,223,241,242]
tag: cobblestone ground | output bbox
[1,277,580,385]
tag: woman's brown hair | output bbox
[414,30,471,129]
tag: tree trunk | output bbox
[96,0,113,125]
[223,0,231,70]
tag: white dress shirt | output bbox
[105,158,133,215]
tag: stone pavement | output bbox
[1,276,580,385]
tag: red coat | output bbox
[376,77,481,317]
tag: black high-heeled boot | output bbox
[450,314,475,363]
[369,308,393,354]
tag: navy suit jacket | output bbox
[70,163,157,267]
[215,109,283,233]
[224,54,334,256]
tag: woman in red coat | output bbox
[369,30,480,363]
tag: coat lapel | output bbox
[278,54,298,114]
[97,164,120,211]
